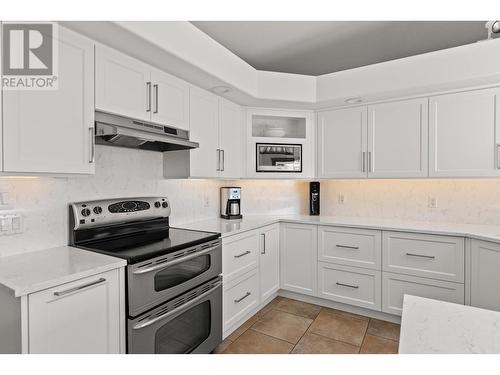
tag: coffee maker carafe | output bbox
[220,187,242,220]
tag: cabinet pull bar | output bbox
[234,250,251,258]
[368,151,372,172]
[220,149,225,172]
[405,252,436,259]
[54,277,106,297]
[335,244,359,250]
[89,127,95,163]
[497,144,500,169]
[234,292,251,303]
[216,149,221,171]
[153,84,159,113]
[336,282,359,289]
[261,233,266,255]
[362,151,366,172]
[146,81,152,112]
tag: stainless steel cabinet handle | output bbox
[146,81,152,112]
[133,246,218,274]
[133,281,222,330]
[234,292,251,303]
[234,250,251,259]
[153,84,159,114]
[216,149,221,171]
[89,127,95,163]
[220,149,225,172]
[54,277,106,297]
[497,144,500,169]
[368,151,372,172]
[336,282,359,289]
[335,244,359,250]
[406,252,436,259]
[362,151,366,172]
[261,233,266,255]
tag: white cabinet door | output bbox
[0,24,3,171]
[150,68,189,131]
[3,27,95,174]
[429,88,500,177]
[368,98,428,178]
[28,269,122,354]
[280,223,317,296]
[95,44,151,122]
[188,86,220,178]
[259,224,280,302]
[317,107,367,178]
[219,98,243,179]
[470,239,500,312]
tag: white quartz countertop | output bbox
[399,295,500,354]
[178,214,500,243]
[0,246,126,297]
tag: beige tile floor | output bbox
[214,296,400,354]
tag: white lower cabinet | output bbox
[318,262,381,311]
[259,224,280,302]
[223,269,260,336]
[470,239,500,312]
[222,230,260,283]
[28,269,124,353]
[382,272,464,316]
[280,223,318,296]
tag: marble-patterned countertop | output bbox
[178,214,500,243]
[399,295,500,353]
[0,246,126,297]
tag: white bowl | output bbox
[264,127,286,137]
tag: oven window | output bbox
[154,255,211,292]
[154,301,211,354]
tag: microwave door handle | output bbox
[132,246,218,275]
[132,281,222,330]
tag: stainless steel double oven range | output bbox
[70,197,222,354]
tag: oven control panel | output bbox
[71,197,170,230]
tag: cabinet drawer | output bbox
[223,231,259,282]
[223,270,259,332]
[382,272,464,316]
[318,226,381,269]
[318,262,381,311]
[382,231,464,282]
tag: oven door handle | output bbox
[132,246,218,275]
[132,281,222,330]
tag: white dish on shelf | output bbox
[264,127,286,137]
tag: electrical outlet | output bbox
[428,196,438,209]
[0,191,14,210]
[0,214,23,235]
[203,195,210,208]
[338,194,345,204]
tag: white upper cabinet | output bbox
[95,45,151,122]
[2,26,95,174]
[0,24,3,172]
[188,86,220,178]
[150,68,189,131]
[429,88,500,177]
[219,98,243,179]
[317,107,367,178]
[368,98,429,178]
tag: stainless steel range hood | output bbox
[95,112,199,152]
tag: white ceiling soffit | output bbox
[61,21,500,110]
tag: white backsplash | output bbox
[0,146,308,257]
[320,179,500,225]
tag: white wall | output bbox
[320,179,500,225]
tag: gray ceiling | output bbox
[191,21,488,76]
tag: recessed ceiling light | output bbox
[212,86,232,94]
[345,97,363,104]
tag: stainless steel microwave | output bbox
[256,143,302,173]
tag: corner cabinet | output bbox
[245,108,315,179]
[280,223,318,296]
[2,26,95,174]
[470,239,500,312]
[429,88,500,177]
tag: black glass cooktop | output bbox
[78,225,220,264]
